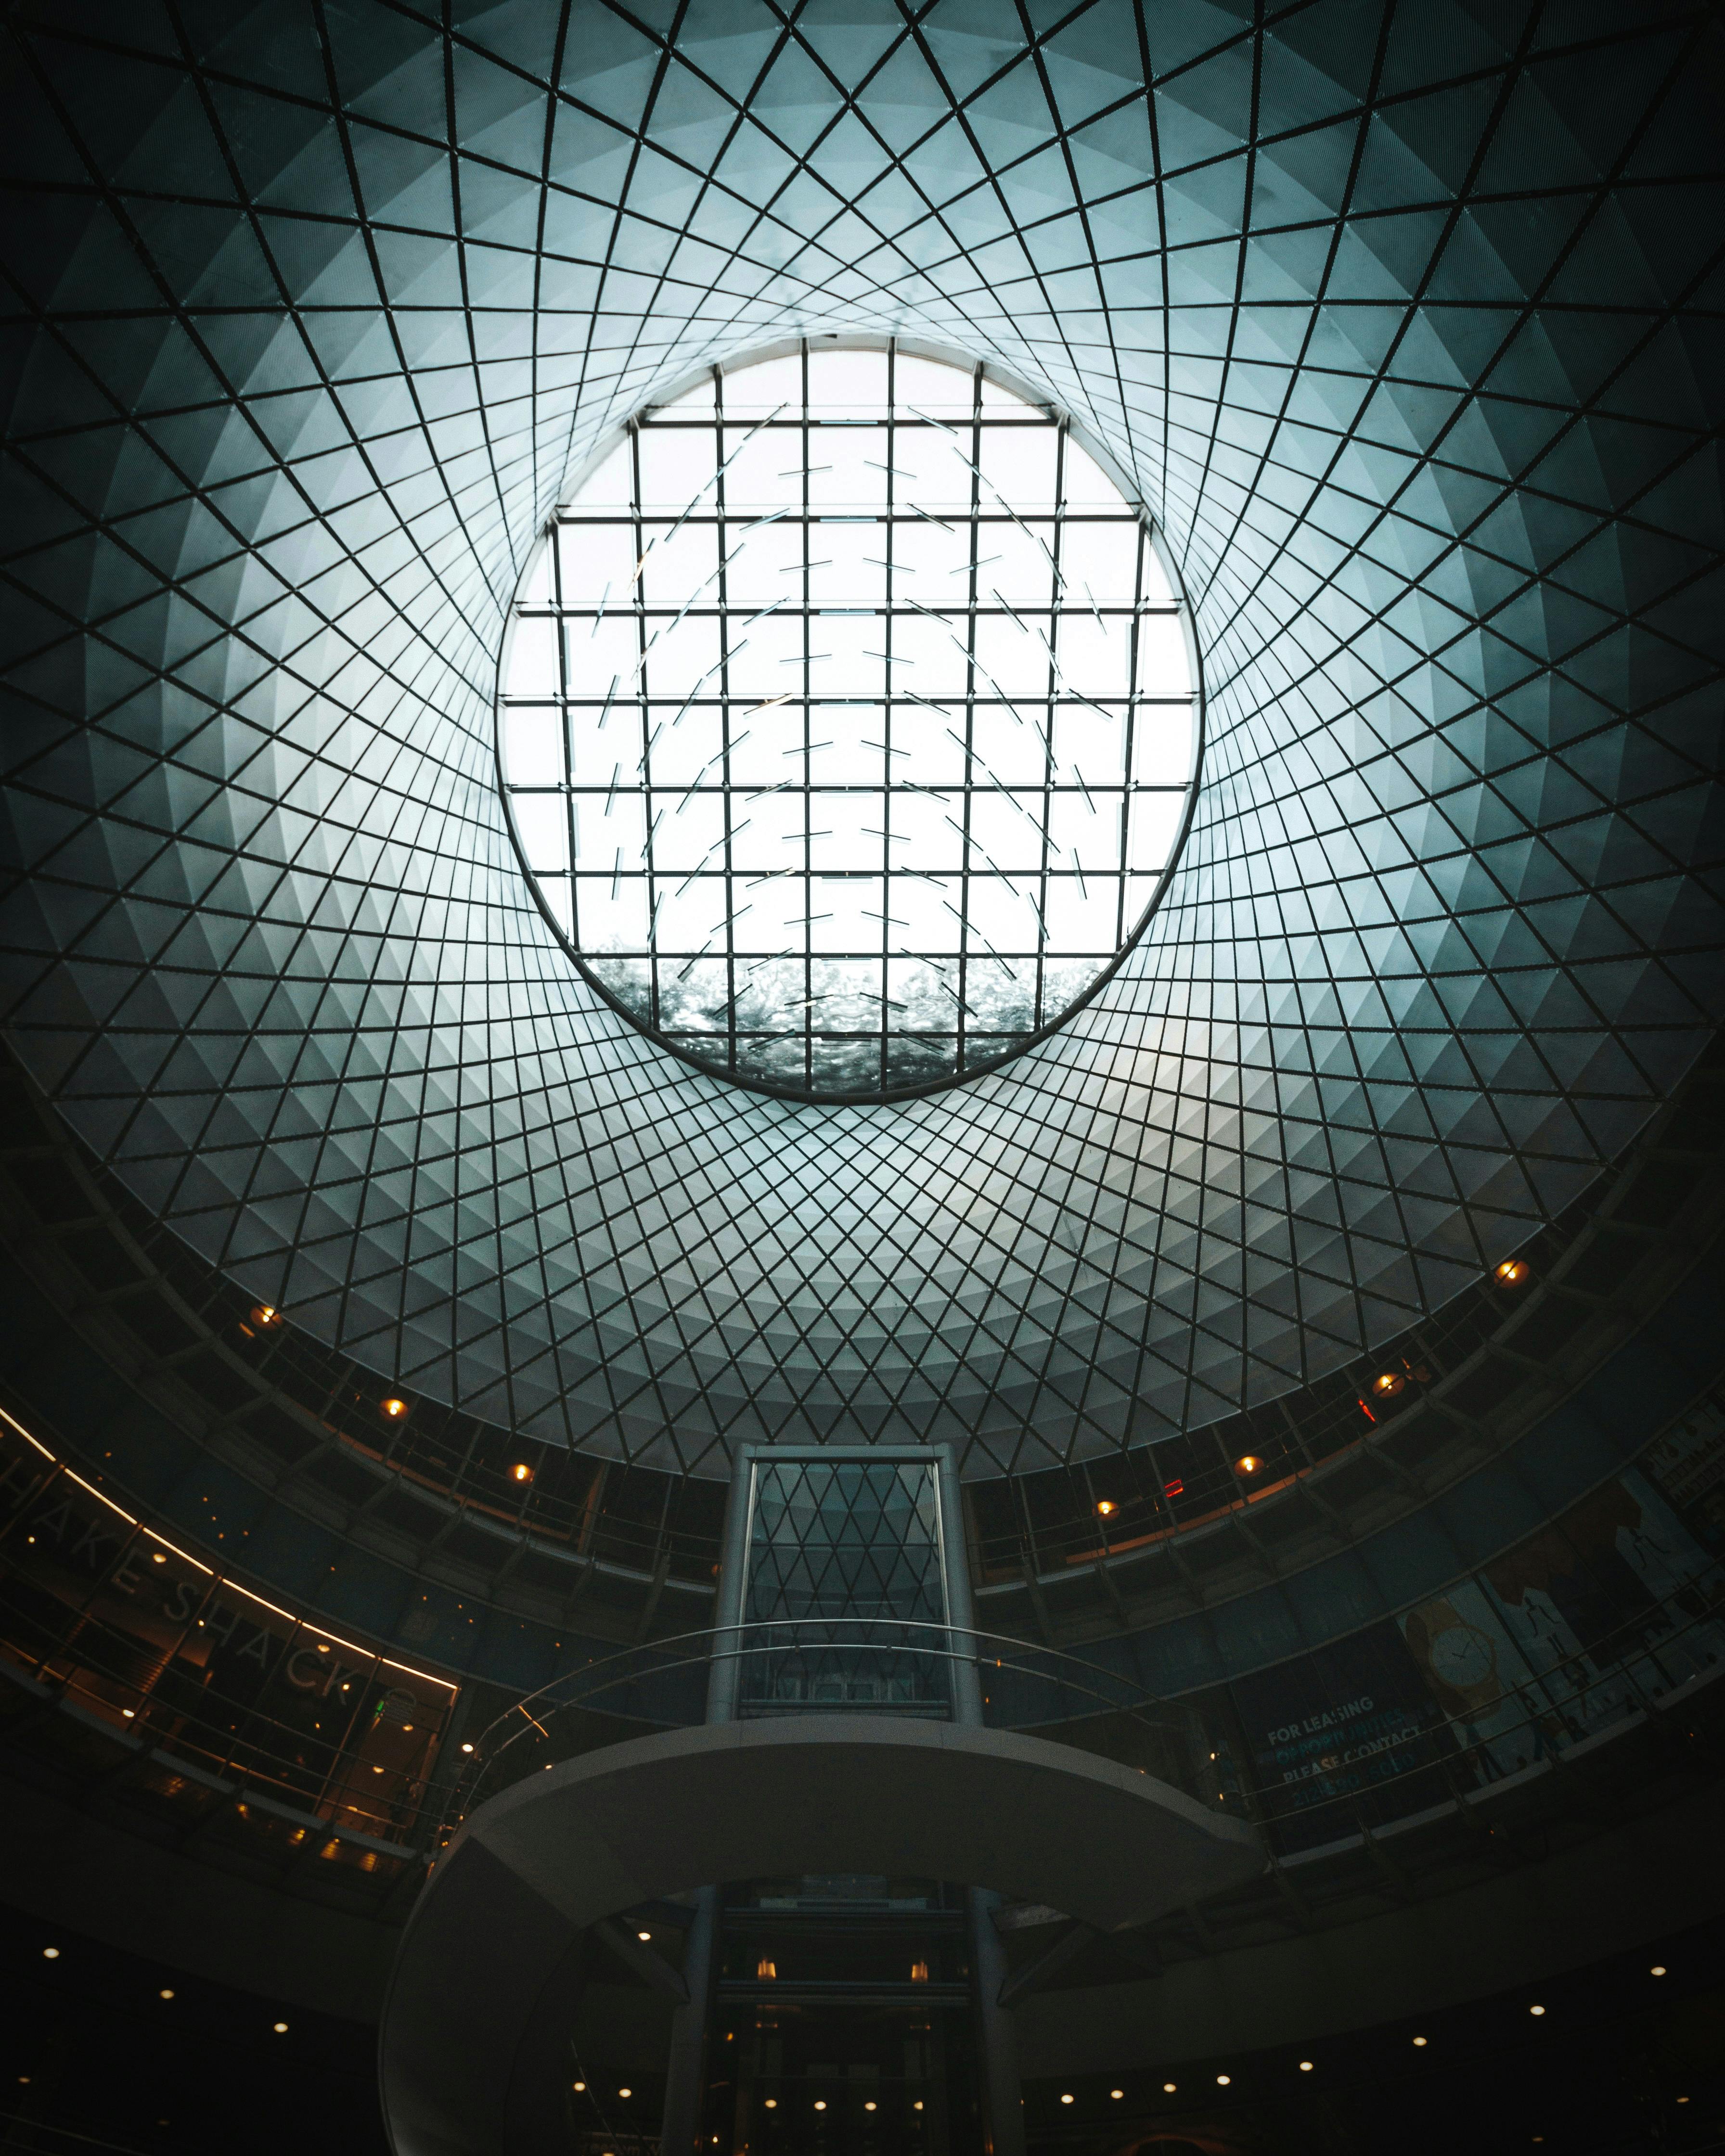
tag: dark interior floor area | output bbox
[2,1894,1719,2156]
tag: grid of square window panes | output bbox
[500,340,1197,1098]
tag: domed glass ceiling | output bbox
[0,0,1719,1477]
[499,342,1197,1099]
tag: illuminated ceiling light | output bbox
[763,2100,776,2110]
[250,1304,282,1327]
[1234,1455,1261,1476]
[1095,1499,1116,1516]
[1217,2074,1231,2086]
[1413,2036,1428,2047]
[1495,1258,1530,1284]
[461,1743,474,1753]
[913,2102,924,2112]
[513,1463,532,1482]
[1299,2062,1313,2072]
[1163,2083,1176,2093]
[1060,2094,1074,2105]
[272,2021,289,2034]
[572,2082,586,2093]
[813,2101,827,2112]
[618,2089,632,2100]
[152,1552,166,1564]
[757,1958,777,1980]
[1109,2089,1123,2100]
[864,2102,876,2112]
[910,1959,929,1982]
[380,1397,408,1419]
[159,1989,174,2000]
[1529,2004,1545,2016]
[637,1931,652,1942]
[1651,1965,1667,1976]
[1372,1371,1406,1396]
[41,1948,59,1960]
[122,1707,135,1718]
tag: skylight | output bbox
[499,340,1199,1100]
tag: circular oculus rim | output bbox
[496,337,1205,1105]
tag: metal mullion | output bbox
[957,361,983,1074]
[629,419,658,1032]
[1117,517,1148,950]
[550,510,579,949]
[800,339,813,1092]
[1041,422,1066,1031]
[713,366,738,1079]
[881,338,896,1093]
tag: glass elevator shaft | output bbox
[657,1448,1022,2156]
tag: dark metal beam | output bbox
[997,1918,1094,2008]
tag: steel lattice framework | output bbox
[0,0,1721,1477]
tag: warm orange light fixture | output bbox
[1372,1371,1406,1396]
[250,1304,282,1328]
[910,1960,929,1983]
[618,2089,632,2101]
[864,2102,877,2112]
[381,1397,408,1419]
[513,1463,532,1482]
[1110,2089,1123,2100]
[1095,1499,1116,1516]
[1495,1258,1530,1284]
[1234,1455,1261,1476]
[757,1957,777,1981]
[1060,2094,1074,2105]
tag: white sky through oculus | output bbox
[500,341,1199,1099]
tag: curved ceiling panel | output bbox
[1,0,1721,1476]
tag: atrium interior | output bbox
[0,4,1723,2156]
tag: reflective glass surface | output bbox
[740,1457,949,1711]
[500,343,1195,1097]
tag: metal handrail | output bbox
[444,1617,1214,1835]
[5,1558,1720,1870]
[441,1594,1725,1855]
